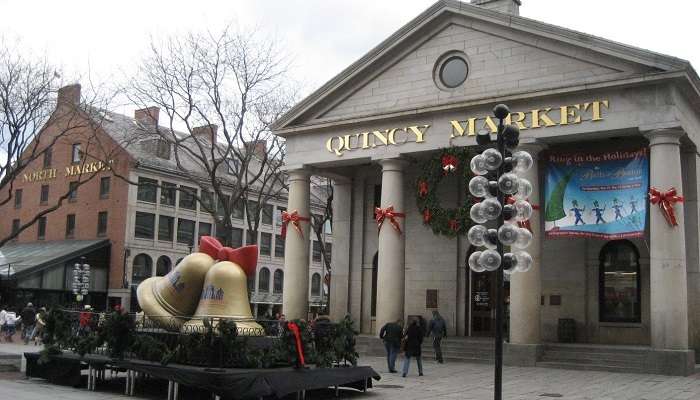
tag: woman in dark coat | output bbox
[401,319,424,377]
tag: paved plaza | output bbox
[1,342,699,400]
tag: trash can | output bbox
[557,318,576,343]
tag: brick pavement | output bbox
[0,355,699,399]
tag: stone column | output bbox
[329,179,352,321]
[282,169,311,320]
[375,158,407,334]
[645,129,689,350]
[509,143,545,346]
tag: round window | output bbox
[439,56,468,88]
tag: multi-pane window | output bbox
[198,222,212,241]
[312,241,322,262]
[14,189,22,208]
[160,181,176,206]
[231,228,243,248]
[247,200,259,222]
[599,241,641,323]
[276,207,286,227]
[131,254,152,285]
[153,139,170,160]
[274,234,285,258]
[246,230,257,245]
[273,270,283,294]
[134,212,155,239]
[179,186,197,210]
[232,199,245,219]
[37,217,46,239]
[137,177,157,203]
[262,204,273,225]
[325,243,332,263]
[177,218,196,245]
[311,273,321,296]
[258,268,270,292]
[40,185,49,205]
[11,219,20,237]
[97,211,108,236]
[200,191,214,213]
[65,214,76,238]
[99,177,110,199]
[43,148,52,168]
[216,195,230,219]
[260,232,271,256]
[68,181,78,201]
[71,143,81,164]
[324,219,332,234]
[158,215,174,241]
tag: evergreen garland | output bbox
[415,147,479,237]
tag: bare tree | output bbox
[127,27,296,247]
[0,40,115,247]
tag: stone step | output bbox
[541,350,646,363]
[0,354,21,372]
[540,356,643,368]
[536,361,646,374]
[542,344,649,355]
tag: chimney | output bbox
[134,106,160,125]
[57,84,81,106]
[246,140,267,158]
[471,0,521,15]
[192,124,219,143]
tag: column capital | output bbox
[378,158,409,172]
[643,128,685,147]
[286,168,311,182]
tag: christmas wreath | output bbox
[415,147,478,237]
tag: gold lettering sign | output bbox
[23,168,58,183]
[22,160,113,183]
[450,100,609,138]
[326,125,429,156]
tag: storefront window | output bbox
[156,256,171,276]
[132,253,152,284]
[311,273,321,296]
[160,182,176,206]
[273,269,283,294]
[137,177,157,203]
[599,240,641,323]
[179,186,197,210]
[135,212,155,239]
[258,267,270,292]
[177,218,195,245]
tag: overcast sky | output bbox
[1,0,698,105]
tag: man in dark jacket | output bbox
[20,302,36,345]
[401,320,424,377]
[379,319,403,373]
[427,310,447,363]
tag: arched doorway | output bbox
[156,256,172,276]
[131,254,153,285]
[599,240,641,323]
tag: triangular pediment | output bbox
[274,1,690,132]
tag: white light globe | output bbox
[497,224,519,245]
[467,225,488,247]
[513,228,533,249]
[482,148,503,171]
[470,155,488,176]
[481,198,502,220]
[468,176,490,198]
[513,178,533,200]
[498,173,520,195]
[470,203,488,224]
[512,151,533,173]
[514,200,533,221]
[479,250,501,271]
[503,253,518,275]
[514,251,533,272]
[469,251,486,273]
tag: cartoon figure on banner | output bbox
[612,198,625,221]
[591,200,606,224]
[569,200,586,225]
[629,196,639,214]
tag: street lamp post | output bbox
[467,104,534,400]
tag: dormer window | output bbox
[144,139,171,160]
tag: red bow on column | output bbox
[418,180,429,197]
[506,197,540,232]
[198,236,258,277]
[286,322,306,367]
[649,187,684,227]
[281,210,310,239]
[375,206,405,234]
[442,154,458,174]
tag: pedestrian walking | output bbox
[20,302,36,344]
[401,319,424,377]
[4,309,19,342]
[427,310,447,363]
[33,307,47,345]
[379,319,403,373]
[0,306,6,342]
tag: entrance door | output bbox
[471,270,496,336]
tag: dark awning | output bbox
[0,239,110,279]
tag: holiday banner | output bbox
[544,148,648,239]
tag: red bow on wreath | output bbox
[286,322,306,367]
[448,219,459,232]
[281,210,310,239]
[506,198,540,232]
[418,180,429,197]
[199,236,258,277]
[375,206,405,234]
[423,208,431,224]
[442,154,458,174]
[649,187,684,227]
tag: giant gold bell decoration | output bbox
[136,252,216,331]
[181,260,264,335]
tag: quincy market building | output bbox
[275,0,700,374]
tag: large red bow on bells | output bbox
[442,154,458,174]
[375,206,405,234]
[281,210,310,239]
[506,197,540,232]
[198,236,258,278]
[287,322,306,367]
[649,187,684,227]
